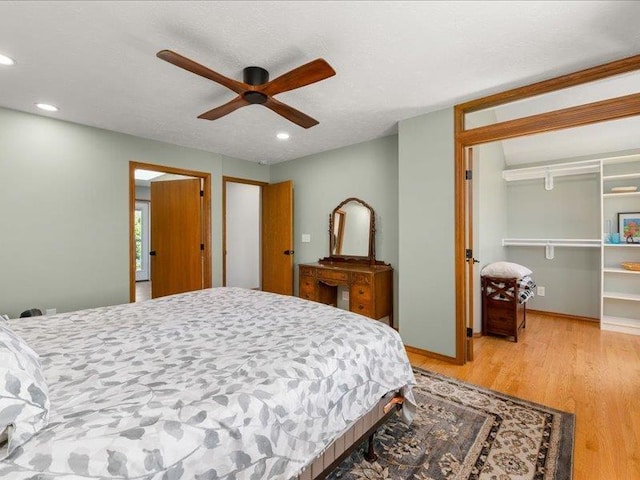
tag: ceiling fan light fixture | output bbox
[0,53,16,66]
[35,103,58,112]
[277,132,290,140]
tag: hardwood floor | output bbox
[406,312,640,480]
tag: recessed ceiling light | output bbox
[0,54,15,66]
[276,132,290,140]
[35,103,58,112]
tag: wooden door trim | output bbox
[457,53,640,113]
[459,92,640,146]
[129,161,212,302]
[465,147,474,362]
[454,52,640,365]
[222,176,268,287]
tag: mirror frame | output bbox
[321,197,378,265]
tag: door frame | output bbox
[222,176,268,287]
[129,161,212,302]
[454,53,640,364]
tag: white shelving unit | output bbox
[601,154,640,335]
[503,153,640,335]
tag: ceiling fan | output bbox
[156,50,336,128]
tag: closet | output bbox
[501,153,640,335]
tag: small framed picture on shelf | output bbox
[618,212,640,244]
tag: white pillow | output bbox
[481,261,532,278]
[0,322,50,459]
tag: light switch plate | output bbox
[342,290,349,301]
[537,286,545,297]
[301,234,311,243]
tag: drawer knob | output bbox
[359,289,364,295]
[358,304,364,310]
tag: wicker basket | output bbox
[621,262,640,271]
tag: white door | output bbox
[135,201,150,281]
[225,182,261,289]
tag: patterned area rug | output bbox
[329,368,574,480]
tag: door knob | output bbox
[284,250,295,255]
[149,251,157,256]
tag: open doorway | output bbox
[134,199,151,300]
[223,177,266,289]
[455,53,640,363]
[129,161,212,303]
[222,177,295,295]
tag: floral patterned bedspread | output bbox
[0,287,415,479]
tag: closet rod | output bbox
[502,238,601,259]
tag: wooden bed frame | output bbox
[481,276,527,342]
[298,393,404,479]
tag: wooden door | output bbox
[262,180,294,295]
[150,178,203,298]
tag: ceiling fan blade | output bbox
[198,95,250,121]
[262,59,336,96]
[264,97,319,128]
[157,50,248,94]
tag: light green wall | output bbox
[0,107,268,318]
[505,174,601,318]
[398,108,456,357]
[270,135,399,323]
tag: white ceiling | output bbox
[1,1,640,164]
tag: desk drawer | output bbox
[299,266,315,278]
[351,284,372,302]
[351,300,373,317]
[317,269,349,283]
[299,277,316,301]
[352,273,372,285]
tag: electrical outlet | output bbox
[45,308,56,315]
[342,290,349,301]
[537,286,545,297]
[301,234,311,243]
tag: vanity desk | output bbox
[298,197,393,326]
[299,262,393,325]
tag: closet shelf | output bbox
[502,159,600,190]
[603,291,640,302]
[603,191,640,198]
[502,238,600,259]
[602,172,640,181]
[601,316,640,334]
[603,267,640,275]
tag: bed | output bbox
[0,287,415,479]
[481,275,536,342]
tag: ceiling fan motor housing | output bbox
[243,66,269,85]
[243,66,270,104]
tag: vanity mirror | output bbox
[323,197,377,265]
